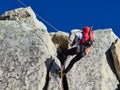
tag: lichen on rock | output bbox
[0,7,57,90]
[0,7,120,90]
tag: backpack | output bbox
[81,27,94,47]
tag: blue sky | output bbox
[0,0,120,38]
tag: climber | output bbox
[58,26,94,76]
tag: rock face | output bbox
[0,7,120,90]
[66,29,119,90]
[111,39,120,80]
[0,7,57,90]
[48,29,120,90]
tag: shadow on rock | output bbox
[105,41,120,90]
[43,56,59,90]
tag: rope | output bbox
[17,0,59,32]
[17,0,67,54]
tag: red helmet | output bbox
[83,26,91,33]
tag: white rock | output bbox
[0,7,57,90]
[0,7,120,90]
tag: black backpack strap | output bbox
[88,26,93,38]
